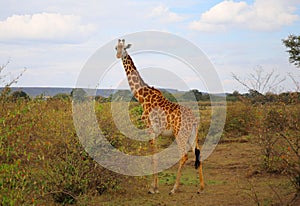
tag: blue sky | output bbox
[0,0,300,93]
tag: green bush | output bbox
[42,139,120,204]
[0,98,123,205]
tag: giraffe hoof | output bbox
[169,189,176,195]
[148,188,159,194]
[148,190,155,194]
[197,188,204,194]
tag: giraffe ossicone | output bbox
[115,39,205,194]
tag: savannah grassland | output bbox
[1,90,300,206]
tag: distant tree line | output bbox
[2,87,299,105]
[227,89,300,104]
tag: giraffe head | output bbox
[115,39,132,59]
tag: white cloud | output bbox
[0,12,96,42]
[149,5,185,23]
[189,0,299,32]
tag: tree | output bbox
[232,67,285,94]
[282,34,300,68]
[161,90,177,102]
[11,90,30,101]
[71,88,87,102]
[52,93,70,100]
[112,89,134,102]
[180,89,208,101]
[226,90,240,102]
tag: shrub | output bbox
[0,98,124,204]
[257,105,288,172]
[224,102,256,137]
[277,105,300,192]
[254,102,300,194]
[41,139,120,204]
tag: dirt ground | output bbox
[92,140,296,206]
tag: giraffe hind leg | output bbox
[170,153,188,194]
[196,148,204,193]
[198,160,204,193]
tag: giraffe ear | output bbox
[125,44,132,49]
[115,46,117,50]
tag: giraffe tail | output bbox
[195,148,201,169]
[190,123,201,169]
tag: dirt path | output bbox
[93,141,294,205]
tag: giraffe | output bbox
[115,39,204,194]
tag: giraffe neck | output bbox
[122,54,148,97]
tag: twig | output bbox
[35,190,78,201]
[280,133,299,157]
[6,67,27,87]
[232,73,252,91]
[288,73,300,92]
[269,184,284,205]
[0,58,11,73]
[244,179,260,206]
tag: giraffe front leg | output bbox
[170,154,188,195]
[148,172,159,194]
[148,138,159,194]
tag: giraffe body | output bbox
[115,39,204,194]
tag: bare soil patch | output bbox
[93,141,295,205]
